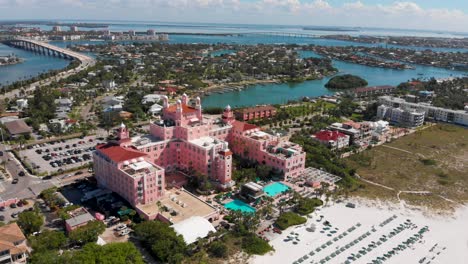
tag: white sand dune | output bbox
[250,200,468,264]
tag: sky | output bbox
[1,0,468,32]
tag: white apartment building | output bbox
[378,96,468,126]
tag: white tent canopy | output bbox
[172,216,216,245]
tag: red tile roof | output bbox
[232,120,258,132]
[96,143,147,163]
[219,150,233,156]
[165,103,198,114]
[314,130,348,141]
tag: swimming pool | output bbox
[263,182,290,197]
[224,199,256,213]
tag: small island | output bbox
[0,55,23,66]
[325,74,368,89]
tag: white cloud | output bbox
[0,0,467,32]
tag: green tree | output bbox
[325,74,368,90]
[30,230,67,252]
[17,211,44,235]
[69,221,106,245]
[133,221,187,263]
[29,250,61,264]
[73,242,144,264]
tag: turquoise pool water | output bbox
[224,199,256,213]
[263,182,290,197]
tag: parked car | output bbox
[18,171,25,177]
[115,224,127,231]
[0,206,5,211]
[12,179,18,184]
[119,229,130,236]
[0,215,5,221]
[11,213,19,218]
[10,203,17,208]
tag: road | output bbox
[0,144,56,200]
[0,143,92,201]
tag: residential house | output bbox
[312,130,350,150]
[102,80,116,90]
[0,223,29,263]
[329,121,371,146]
[4,120,32,138]
[65,207,96,232]
[15,99,28,110]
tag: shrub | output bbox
[420,159,436,166]
[241,234,273,255]
[275,212,306,230]
[295,198,323,215]
[208,241,228,258]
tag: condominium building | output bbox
[329,120,371,146]
[52,26,61,32]
[94,95,306,220]
[377,104,425,128]
[379,96,468,126]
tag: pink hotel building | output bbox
[93,94,306,220]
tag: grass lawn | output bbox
[346,124,468,208]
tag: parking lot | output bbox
[20,135,106,174]
[0,199,35,223]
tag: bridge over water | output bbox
[2,38,93,63]
[231,32,322,39]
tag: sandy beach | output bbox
[250,200,468,264]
